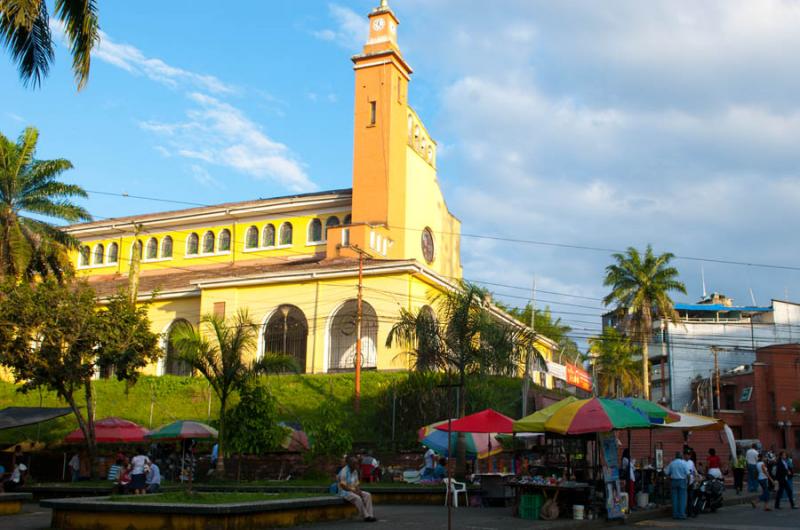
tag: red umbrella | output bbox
[435,409,515,434]
[64,417,149,444]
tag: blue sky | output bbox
[3,0,800,340]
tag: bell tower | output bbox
[350,0,412,232]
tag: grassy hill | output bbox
[0,371,529,448]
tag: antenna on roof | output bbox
[749,287,757,306]
[701,264,707,299]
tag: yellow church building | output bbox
[67,1,558,383]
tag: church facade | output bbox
[67,2,558,381]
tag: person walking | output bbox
[665,451,689,520]
[129,448,151,495]
[733,452,746,494]
[752,453,774,511]
[68,452,80,482]
[774,451,796,510]
[745,443,759,493]
[338,456,376,522]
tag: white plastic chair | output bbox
[443,478,468,507]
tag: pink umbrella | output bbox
[64,417,149,444]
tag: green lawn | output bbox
[110,491,318,504]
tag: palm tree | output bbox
[602,245,686,400]
[588,327,642,398]
[170,310,297,473]
[0,0,98,89]
[387,282,536,473]
[0,127,91,280]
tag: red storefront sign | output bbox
[566,363,593,392]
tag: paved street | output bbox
[633,502,799,529]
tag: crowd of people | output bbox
[743,444,796,511]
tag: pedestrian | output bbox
[621,449,635,504]
[11,445,25,468]
[664,451,689,520]
[752,453,774,511]
[68,452,80,482]
[338,456,376,522]
[1,463,27,492]
[146,462,161,494]
[733,451,746,494]
[774,450,796,510]
[129,447,151,495]
[684,451,698,517]
[706,447,723,479]
[745,443,759,493]
[421,445,436,480]
[107,459,123,482]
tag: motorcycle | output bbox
[692,474,725,514]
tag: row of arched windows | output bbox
[78,215,353,267]
[159,299,378,375]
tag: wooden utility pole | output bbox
[711,346,721,413]
[660,321,667,404]
[521,276,536,417]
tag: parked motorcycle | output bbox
[692,475,725,514]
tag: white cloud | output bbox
[313,4,367,50]
[141,93,314,192]
[190,165,224,190]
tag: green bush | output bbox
[226,381,288,455]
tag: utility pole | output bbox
[711,346,721,414]
[345,245,369,414]
[521,276,536,417]
[660,321,667,403]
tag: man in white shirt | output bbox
[422,446,436,479]
[684,452,698,517]
[745,444,759,493]
[338,457,375,522]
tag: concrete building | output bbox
[603,293,800,410]
[691,344,800,458]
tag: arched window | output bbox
[245,226,258,249]
[343,214,352,225]
[202,231,215,254]
[161,236,173,258]
[414,125,420,147]
[164,319,193,376]
[263,305,308,373]
[93,244,104,265]
[262,224,275,247]
[279,222,293,245]
[218,229,231,252]
[308,219,323,243]
[186,233,199,255]
[328,299,378,371]
[107,242,118,264]
[145,238,158,260]
[79,246,90,267]
[131,239,143,260]
[325,216,340,239]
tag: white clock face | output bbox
[372,18,385,32]
[389,22,396,34]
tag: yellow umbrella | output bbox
[513,396,577,433]
[3,440,47,452]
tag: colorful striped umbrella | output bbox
[418,419,503,459]
[543,398,651,435]
[513,396,578,433]
[145,420,217,441]
[656,411,723,431]
[617,397,680,425]
[279,422,310,452]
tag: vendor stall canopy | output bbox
[435,409,514,434]
[0,407,72,430]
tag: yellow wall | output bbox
[72,209,351,277]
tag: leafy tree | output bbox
[0,278,161,477]
[0,0,99,89]
[502,303,582,363]
[225,380,288,456]
[170,310,297,473]
[386,282,534,472]
[0,127,91,280]
[602,245,686,400]
[588,327,642,398]
[305,398,353,460]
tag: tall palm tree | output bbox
[602,245,686,400]
[170,310,297,473]
[0,0,99,89]
[588,327,642,398]
[0,126,91,280]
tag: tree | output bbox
[602,245,686,400]
[386,282,534,473]
[0,0,99,89]
[588,327,642,398]
[0,278,161,477]
[502,303,582,363]
[0,127,91,280]
[170,310,297,474]
[225,380,288,457]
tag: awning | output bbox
[0,407,73,430]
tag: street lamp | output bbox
[777,420,792,450]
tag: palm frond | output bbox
[253,353,299,375]
[54,0,98,90]
[0,0,53,88]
